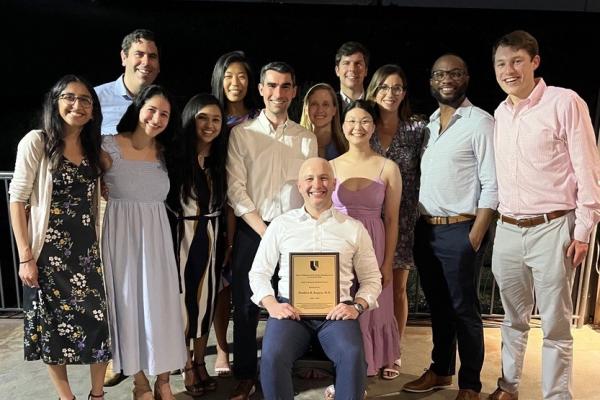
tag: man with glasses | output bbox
[226,61,317,399]
[95,29,160,135]
[489,30,600,400]
[334,41,369,111]
[403,54,497,400]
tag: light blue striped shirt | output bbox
[95,75,132,136]
[419,98,498,216]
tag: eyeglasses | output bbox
[58,93,93,108]
[343,119,374,128]
[377,84,404,95]
[430,69,467,82]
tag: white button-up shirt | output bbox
[419,98,498,216]
[249,206,382,309]
[226,110,317,222]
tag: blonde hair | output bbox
[300,83,348,154]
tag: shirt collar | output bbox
[115,74,132,100]
[257,109,289,134]
[339,90,364,105]
[298,205,335,222]
[502,78,545,111]
[429,97,473,121]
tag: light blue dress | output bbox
[101,136,187,375]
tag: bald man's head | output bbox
[297,157,335,217]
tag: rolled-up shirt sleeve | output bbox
[249,221,281,306]
[353,224,382,310]
[564,95,600,242]
[226,125,257,217]
[473,115,498,211]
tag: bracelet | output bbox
[20,258,33,264]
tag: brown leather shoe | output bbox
[403,369,452,393]
[229,379,256,400]
[488,387,518,400]
[456,389,480,399]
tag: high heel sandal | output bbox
[88,391,106,400]
[194,361,217,392]
[182,364,204,397]
[154,376,175,400]
[132,376,153,400]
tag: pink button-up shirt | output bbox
[494,78,600,242]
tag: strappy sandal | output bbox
[132,376,153,400]
[88,391,106,400]
[194,361,217,391]
[182,364,205,397]
[153,376,175,400]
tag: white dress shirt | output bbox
[249,206,382,310]
[419,98,498,216]
[226,110,317,222]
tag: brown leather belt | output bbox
[499,210,571,228]
[423,215,476,225]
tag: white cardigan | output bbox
[9,130,101,260]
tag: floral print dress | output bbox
[370,119,426,270]
[23,157,111,364]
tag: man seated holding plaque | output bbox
[248,157,382,400]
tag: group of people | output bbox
[9,27,600,400]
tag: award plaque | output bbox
[289,252,339,317]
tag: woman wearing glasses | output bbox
[330,100,402,382]
[100,85,187,400]
[366,64,426,374]
[299,83,348,160]
[9,75,111,400]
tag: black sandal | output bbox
[88,392,105,399]
[182,364,205,397]
[194,361,217,391]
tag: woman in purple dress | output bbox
[330,100,402,379]
[366,64,426,370]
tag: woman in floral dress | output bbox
[9,75,111,400]
[366,64,426,371]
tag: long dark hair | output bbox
[211,51,257,114]
[116,84,178,153]
[42,74,103,176]
[171,93,228,212]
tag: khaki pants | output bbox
[492,213,574,399]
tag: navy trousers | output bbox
[260,317,367,400]
[231,218,262,379]
[414,218,484,392]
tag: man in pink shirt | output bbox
[489,30,600,400]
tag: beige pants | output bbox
[492,213,574,399]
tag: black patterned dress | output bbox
[371,119,426,270]
[23,157,111,364]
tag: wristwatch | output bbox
[353,302,365,315]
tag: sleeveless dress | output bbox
[23,157,111,364]
[171,163,224,345]
[370,119,425,269]
[101,136,187,375]
[331,159,401,376]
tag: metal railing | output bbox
[1,169,597,326]
[1,171,22,311]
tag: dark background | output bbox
[2,0,600,173]
[1,0,599,310]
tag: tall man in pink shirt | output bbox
[490,30,600,400]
